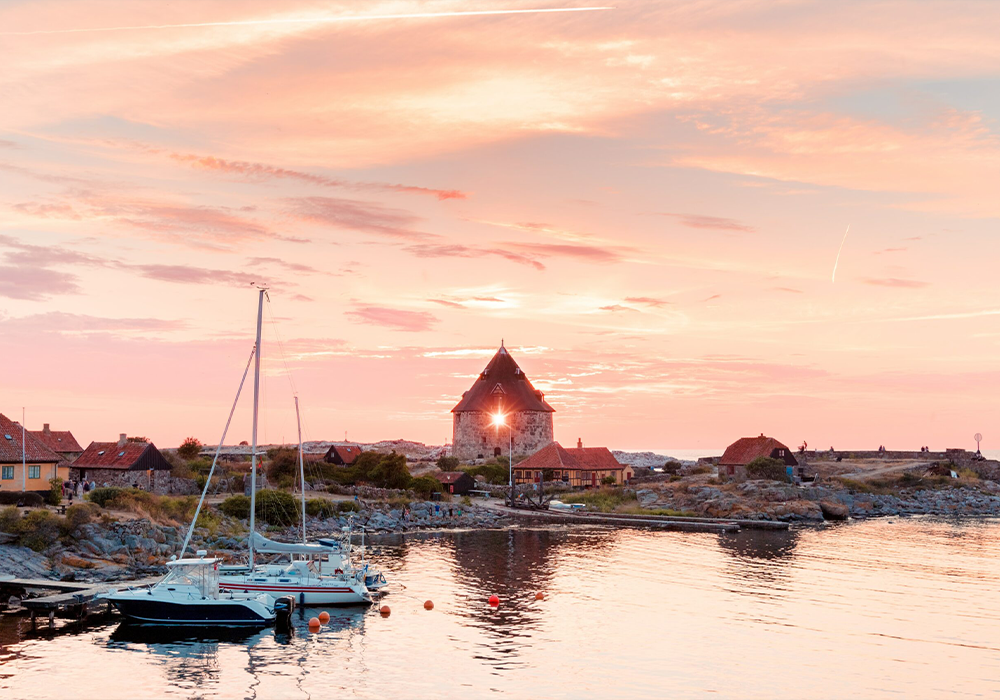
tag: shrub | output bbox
[305,499,337,519]
[219,494,251,519]
[745,457,790,482]
[255,489,299,526]
[177,437,203,461]
[47,478,63,506]
[411,476,443,498]
[87,487,127,508]
[17,510,59,551]
[61,503,99,535]
[266,447,299,484]
[663,460,683,474]
[600,475,617,486]
[436,456,460,471]
[461,461,509,485]
[0,506,20,533]
[337,501,360,513]
[0,492,44,507]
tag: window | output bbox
[1,466,13,480]
[28,465,40,479]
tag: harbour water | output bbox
[3,519,1000,699]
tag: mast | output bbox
[249,287,266,567]
[294,395,306,544]
[21,407,26,493]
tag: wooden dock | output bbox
[493,505,789,531]
[0,576,160,628]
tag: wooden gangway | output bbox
[0,575,160,628]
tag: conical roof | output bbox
[451,343,555,413]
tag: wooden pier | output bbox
[0,576,159,629]
[492,505,789,532]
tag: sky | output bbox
[2,0,1000,453]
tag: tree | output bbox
[368,452,412,490]
[436,455,460,471]
[266,447,298,485]
[745,456,789,482]
[177,437,203,461]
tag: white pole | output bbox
[21,407,26,492]
[180,346,255,559]
[249,288,265,567]
[294,395,306,544]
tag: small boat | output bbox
[219,533,373,605]
[105,553,276,626]
[549,500,585,511]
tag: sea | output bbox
[2,518,1000,699]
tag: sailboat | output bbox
[105,290,284,626]
[217,289,373,606]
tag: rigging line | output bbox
[265,293,300,399]
[180,345,256,558]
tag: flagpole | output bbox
[21,407,26,492]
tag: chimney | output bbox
[118,433,127,446]
[577,438,583,449]
[43,423,50,434]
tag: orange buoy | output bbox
[535,592,545,600]
[424,600,434,610]
[488,594,500,607]
[318,611,330,624]
[308,617,321,631]
[380,605,391,617]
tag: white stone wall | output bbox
[452,411,553,461]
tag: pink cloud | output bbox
[405,243,546,270]
[286,196,425,241]
[625,296,671,307]
[863,278,929,289]
[0,265,80,300]
[345,306,438,332]
[655,213,755,233]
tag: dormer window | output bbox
[98,450,105,455]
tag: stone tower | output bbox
[451,342,555,461]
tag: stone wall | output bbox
[452,410,553,461]
[69,468,198,495]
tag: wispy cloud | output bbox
[0,266,80,300]
[170,152,466,200]
[655,213,755,233]
[506,241,624,263]
[345,305,438,332]
[405,243,545,270]
[863,278,929,289]
[625,296,671,307]
[286,196,426,241]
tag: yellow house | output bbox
[0,413,62,493]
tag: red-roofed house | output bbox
[30,424,84,465]
[324,444,364,466]
[513,439,634,487]
[70,434,175,492]
[434,471,475,495]
[0,413,63,493]
[719,434,798,481]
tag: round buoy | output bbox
[535,592,545,600]
[380,605,391,617]
[488,594,500,607]
[318,611,330,624]
[424,600,434,610]
[308,617,321,631]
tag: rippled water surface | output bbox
[3,519,1000,699]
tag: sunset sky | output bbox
[2,0,1000,452]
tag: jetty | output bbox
[490,505,788,532]
[0,576,159,628]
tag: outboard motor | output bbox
[274,595,296,633]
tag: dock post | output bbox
[48,611,55,629]
[30,610,36,630]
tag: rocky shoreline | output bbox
[0,501,509,583]
[635,477,1000,522]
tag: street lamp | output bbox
[492,412,513,504]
